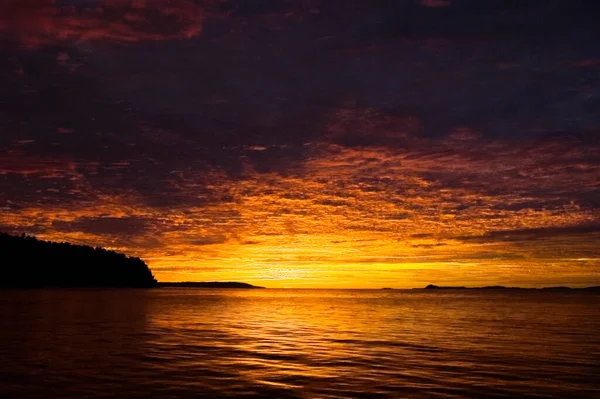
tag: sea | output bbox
[0,288,598,399]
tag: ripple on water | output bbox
[0,289,599,398]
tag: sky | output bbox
[1,0,599,288]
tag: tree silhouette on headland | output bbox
[0,233,157,288]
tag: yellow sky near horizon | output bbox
[1,2,599,288]
[3,138,599,288]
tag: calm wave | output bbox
[1,289,599,398]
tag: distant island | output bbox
[422,284,600,291]
[0,233,157,288]
[159,282,265,289]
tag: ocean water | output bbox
[0,289,599,399]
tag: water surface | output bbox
[1,289,599,398]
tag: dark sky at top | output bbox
[1,0,599,287]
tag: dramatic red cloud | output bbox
[2,126,598,287]
[0,152,78,177]
[0,0,205,47]
[1,0,599,288]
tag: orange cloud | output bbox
[3,124,599,288]
[0,0,205,47]
[0,152,79,177]
[1,102,599,288]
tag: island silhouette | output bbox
[421,284,600,291]
[159,282,264,289]
[0,233,158,288]
[0,233,262,289]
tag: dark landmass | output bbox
[424,284,467,290]
[422,284,600,291]
[159,282,265,289]
[0,233,157,288]
[381,287,394,290]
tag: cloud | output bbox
[457,224,600,243]
[326,107,421,147]
[411,233,434,239]
[52,216,152,236]
[411,243,447,248]
[188,235,227,246]
[1,1,599,287]
[420,0,451,8]
[0,0,205,47]
[0,153,78,177]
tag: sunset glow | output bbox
[1,0,599,287]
